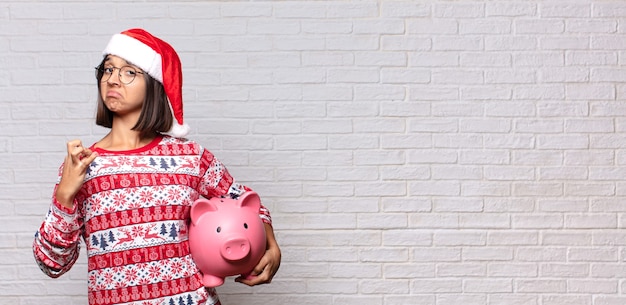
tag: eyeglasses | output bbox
[95,65,144,85]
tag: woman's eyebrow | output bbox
[103,56,132,66]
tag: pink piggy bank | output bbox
[189,191,266,287]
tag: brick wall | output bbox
[2,1,626,304]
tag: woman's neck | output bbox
[96,128,157,151]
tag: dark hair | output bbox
[95,58,173,137]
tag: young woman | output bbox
[33,28,281,305]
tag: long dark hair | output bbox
[95,57,173,138]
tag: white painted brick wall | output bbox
[2,1,626,304]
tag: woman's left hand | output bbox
[235,223,281,286]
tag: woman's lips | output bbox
[106,90,122,99]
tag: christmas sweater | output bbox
[33,135,272,305]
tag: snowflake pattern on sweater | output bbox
[33,136,272,305]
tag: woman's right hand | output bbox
[55,140,98,208]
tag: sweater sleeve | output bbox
[197,147,272,226]
[32,184,84,278]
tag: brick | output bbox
[539,167,588,180]
[409,86,459,100]
[308,280,358,294]
[592,35,626,50]
[514,52,564,66]
[302,51,354,66]
[566,51,618,65]
[568,247,618,262]
[327,2,379,18]
[486,2,536,17]
[593,2,626,17]
[512,215,564,229]
[355,85,406,101]
[169,4,219,19]
[516,279,566,293]
[459,213,510,229]
[355,51,407,66]
[434,3,484,18]
[381,35,431,51]
[540,3,590,17]
[541,263,589,277]
[432,103,483,117]
[485,36,538,51]
[333,296,382,305]
[328,134,379,150]
[459,150,510,165]
[409,181,460,196]
[409,214,459,229]
[463,247,513,261]
[433,36,482,51]
[435,134,483,148]
[304,182,353,197]
[383,229,431,246]
[331,263,381,278]
[326,35,379,51]
[487,263,538,278]
[565,214,617,229]
[249,86,302,101]
[328,68,379,83]
[489,231,538,246]
[431,165,481,180]
[384,263,434,278]
[381,198,431,212]
[274,67,325,83]
[517,247,567,262]
[411,279,463,293]
[486,70,536,84]
[538,67,589,83]
[484,166,535,181]
[545,235,593,251]
[302,151,353,166]
[488,295,538,305]
[484,198,534,212]
[459,20,512,34]
[361,279,410,294]
[360,247,409,263]
[437,263,486,277]
[10,4,63,19]
[382,2,430,18]
[538,101,588,117]
[462,87,512,100]
[408,149,458,164]
[275,135,327,150]
[433,231,486,246]
[301,21,352,34]
[567,20,617,33]
[565,183,615,196]
[465,279,512,293]
[355,181,407,196]
[515,19,564,34]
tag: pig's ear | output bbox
[190,198,218,225]
[238,191,261,210]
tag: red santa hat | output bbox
[102,28,190,138]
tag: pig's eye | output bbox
[243,223,248,229]
[216,227,221,233]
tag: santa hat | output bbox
[102,28,190,138]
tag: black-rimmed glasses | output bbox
[95,65,144,85]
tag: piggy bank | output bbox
[189,191,267,287]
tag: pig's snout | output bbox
[221,237,251,261]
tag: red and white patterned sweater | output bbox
[33,135,272,305]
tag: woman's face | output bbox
[99,55,147,118]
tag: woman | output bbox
[33,28,281,305]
